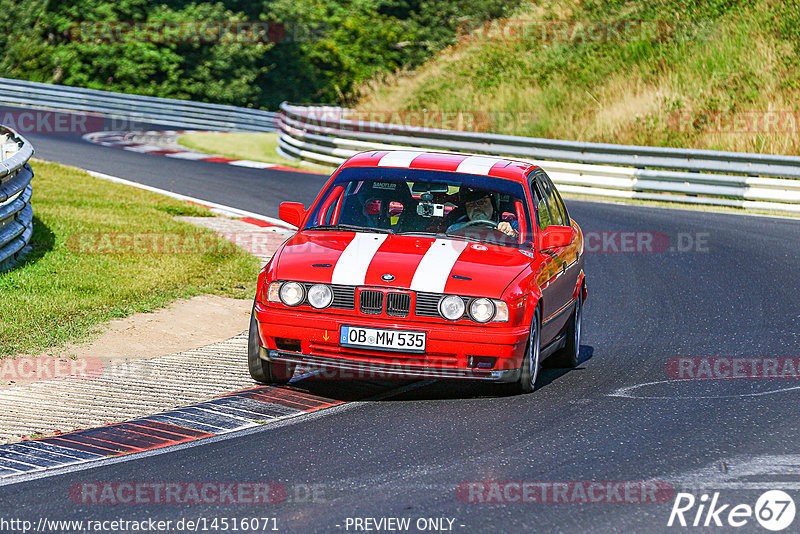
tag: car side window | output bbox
[537,173,565,226]
[543,173,569,225]
[529,173,552,230]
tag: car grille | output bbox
[415,293,470,319]
[386,292,411,317]
[331,285,356,309]
[359,290,384,314]
[414,293,442,317]
[296,284,471,319]
[301,283,355,309]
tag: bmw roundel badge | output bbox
[381,274,395,282]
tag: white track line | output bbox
[82,168,296,230]
[608,379,800,400]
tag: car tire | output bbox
[545,288,582,369]
[505,308,541,395]
[248,304,295,384]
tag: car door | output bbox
[531,170,580,343]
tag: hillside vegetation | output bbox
[0,0,521,109]
[357,0,800,155]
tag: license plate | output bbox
[339,325,426,353]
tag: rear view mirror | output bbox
[411,182,449,194]
[279,202,306,227]
[540,225,573,249]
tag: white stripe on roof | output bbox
[377,151,426,168]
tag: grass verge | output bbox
[0,160,260,358]
[177,132,332,174]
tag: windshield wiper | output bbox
[306,224,394,234]
[397,230,522,248]
[394,231,439,237]
[395,230,479,243]
[443,232,482,243]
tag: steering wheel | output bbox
[460,219,499,228]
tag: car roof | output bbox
[339,150,539,183]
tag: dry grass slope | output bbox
[357,0,800,155]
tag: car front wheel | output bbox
[506,309,541,395]
[545,289,582,369]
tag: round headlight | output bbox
[438,295,465,321]
[279,282,305,306]
[307,284,333,309]
[469,298,495,323]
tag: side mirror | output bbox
[540,225,573,249]
[279,202,306,228]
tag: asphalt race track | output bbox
[2,122,800,533]
[3,105,328,216]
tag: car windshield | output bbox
[304,167,532,248]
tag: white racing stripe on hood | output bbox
[410,239,469,293]
[331,233,389,286]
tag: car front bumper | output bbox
[265,350,522,382]
[254,302,529,383]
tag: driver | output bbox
[446,187,518,237]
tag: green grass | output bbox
[0,160,260,358]
[356,0,800,156]
[177,132,332,173]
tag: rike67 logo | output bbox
[668,490,796,531]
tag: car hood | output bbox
[275,231,533,299]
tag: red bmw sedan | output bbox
[249,150,586,394]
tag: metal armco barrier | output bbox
[0,77,277,132]
[0,126,34,270]
[278,104,800,213]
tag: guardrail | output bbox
[278,103,800,213]
[0,77,277,132]
[0,126,34,270]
